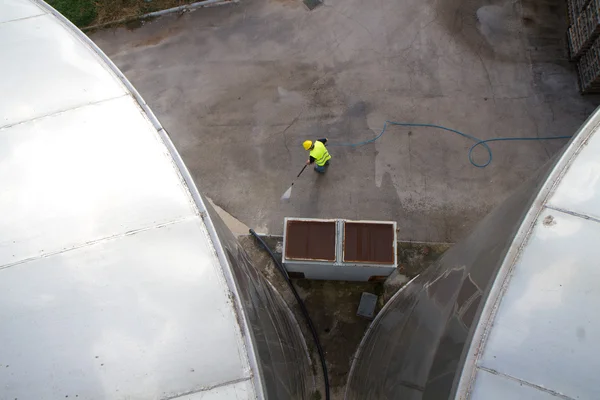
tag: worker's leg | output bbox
[314,164,326,173]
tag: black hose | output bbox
[249,229,330,400]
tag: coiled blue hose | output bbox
[327,121,573,168]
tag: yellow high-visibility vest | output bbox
[310,141,331,166]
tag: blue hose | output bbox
[327,121,573,168]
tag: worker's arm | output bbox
[318,138,328,145]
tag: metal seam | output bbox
[0,216,196,271]
[0,12,45,25]
[163,377,253,400]
[0,94,129,131]
[545,204,600,224]
[477,367,576,400]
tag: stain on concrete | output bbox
[133,26,183,47]
[124,17,157,31]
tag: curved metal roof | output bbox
[0,1,259,398]
[456,109,600,399]
[345,107,600,399]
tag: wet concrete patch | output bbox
[434,0,527,62]
[91,0,600,245]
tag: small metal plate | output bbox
[357,292,378,319]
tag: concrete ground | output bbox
[92,0,600,242]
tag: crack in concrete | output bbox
[475,46,496,105]
[280,108,304,159]
[335,8,375,40]
[386,12,441,61]
[528,105,551,159]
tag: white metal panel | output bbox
[469,369,558,400]
[0,0,45,23]
[284,262,395,281]
[0,1,258,399]
[0,218,251,399]
[176,379,254,399]
[477,209,600,399]
[0,96,197,267]
[0,14,125,128]
[547,126,600,221]
[452,109,600,400]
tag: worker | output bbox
[303,138,331,173]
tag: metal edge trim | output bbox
[285,257,337,262]
[336,219,343,265]
[453,107,600,399]
[393,221,398,266]
[282,217,289,264]
[339,260,396,266]
[29,2,266,398]
[342,219,397,224]
[283,217,339,222]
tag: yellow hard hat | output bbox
[303,140,313,150]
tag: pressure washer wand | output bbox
[280,164,308,201]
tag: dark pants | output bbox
[314,160,330,173]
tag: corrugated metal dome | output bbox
[345,101,600,398]
[0,1,314,399]
[456,109,600,399]
[0,1,260,397]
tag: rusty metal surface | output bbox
[343,222,395,264]
[285,220,336,261]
